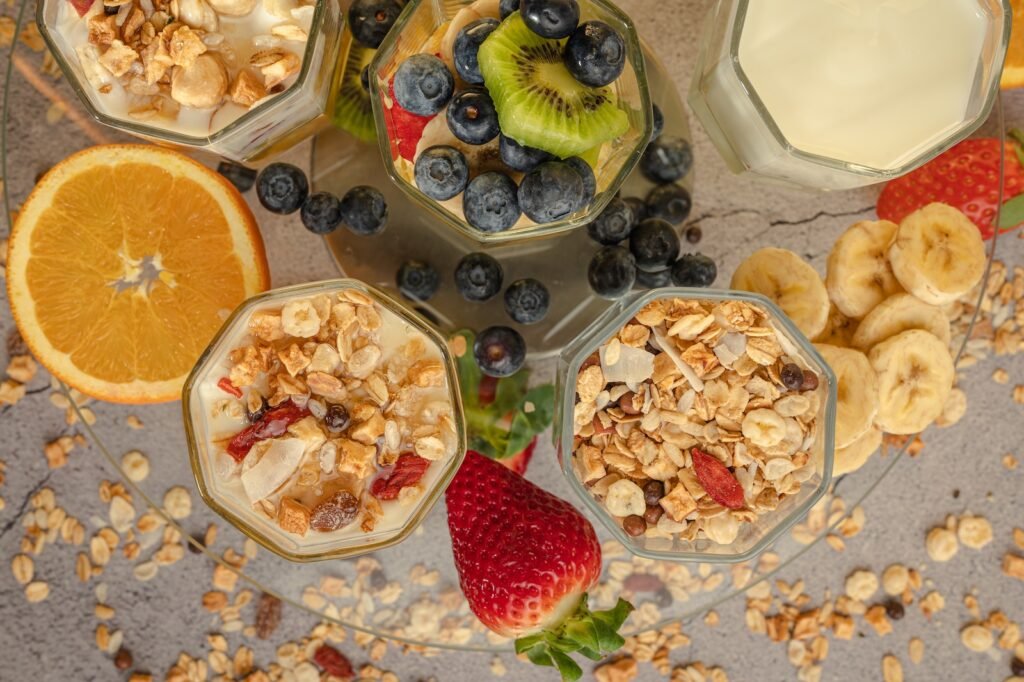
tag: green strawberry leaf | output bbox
[1008,129,1024,168]
[514,634,545,654]
[524,644,554,668]
[493,369,529,414]
[452,330,481,411]
[563,618,599,653]
[998,193,1024,230]
[549,650,583,682]
[593,599,634,632]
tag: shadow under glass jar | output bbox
[368,0,653,244]
[554,288,837,563]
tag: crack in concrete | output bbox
[768,205,876,228]
[0,471,53,541]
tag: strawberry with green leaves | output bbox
[446,451,633,681]
[452,330,553,475]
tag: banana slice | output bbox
[868,329,954,435]
[850,293,951,351]
[833,427,882,477]
[814,304,857,347]
[814,344,879,448]
[731,248,830,339]
[935,387,967,428]
[888,203,987,305]
[826,220,903,318]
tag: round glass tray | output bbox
[1,0,1005,653]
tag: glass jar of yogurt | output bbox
[183,280,466,561]
[38,0,345,162]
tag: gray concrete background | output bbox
[2,0,1024,680]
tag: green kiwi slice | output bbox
[332,40,377,143]
[478,12,629,159]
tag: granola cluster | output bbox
[70,0,310,124]
[571,297,824,547]
[211,288,458,540]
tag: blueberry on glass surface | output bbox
[587,197,634,245]
[645,183,692,225]
[463,172,521,233]
[446,89,500,145]
[499,134,554,172]
[300,192,343,235]
[499,0,520,19]
[453,18,499,84]
[521,0,579,38]
[671,253,717,287]
[396,260,440,301]
[414,146,469,200]
[340,186,388,235]
[217,161,257,193]
[629,218,680,272]
[588,246,636,299]
[348,0,403,49]
[563,21,625,87]
[519,161,584,224]
[651,104,664,140]
[474,326,527,377]
[635,267,672,289]
[504,278,550,324]
[622,196,647,224]
[394,54,454,116]
[454,252,504,302]
[256,163,308,214]
[640,136,694,183]
[564,156,596,210]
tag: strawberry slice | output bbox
[68,0,94,16]
[877,138,1024,239]
[691,448,745,510]
[382,77,434,161]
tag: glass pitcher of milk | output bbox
[689,0,1010,190]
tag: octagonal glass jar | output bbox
[688,0,1010,191]
[37,0,345,162]
[554,288,837,563]
[368,0,653,243]
[183,279,466,562]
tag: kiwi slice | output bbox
[478,12,629,159]
[332,40,377,143]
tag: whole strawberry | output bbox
[876,138,1024,239]
[446,451,632,681]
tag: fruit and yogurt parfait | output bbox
[183,281,465,561]
[369,0,652,242]
[558,290,836,561]
[38,0,343,160]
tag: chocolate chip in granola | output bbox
[623,515,647,537]
[310,491,360,532]
[781,363,804,391]
[113,648,133,670]
[642,480,664,506]
[883,599,904,620]
[643,504,663,525]
[800,369,819,391]
[324,404,351,433]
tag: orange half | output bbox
[1002,0,1024,89]
[6,145,270,404]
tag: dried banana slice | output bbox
[814,344,879,448]
[851,293,951,351]
[826,219,903,318]
[731,248,829,339]
[868,329,954,435]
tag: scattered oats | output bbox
[957,515,993,549]
[704,610,719,627]
[490,657,507,676]
[865,606,893,636]
[1015,528,1024,550]
[908,638,924,664]
[75,553,92,581]
[133,561,158,581]
[961,624,994,652]
[126,415,144,429]
[919,591,946,618]
[882,564,909,596]
[1014,385,1024,404]
[25,581,50,602]
[1005,454,1019,470]
[11,554,33,585]
[121,451,150,482]
[213,563,239,592]
[95,604,115,620]
[881,655,903,682]
[825,534,845,552]
[844,569,878,601]
[1003,553,1024,581]
[594,656,637,682]
[926,527,959,562]
[993,368,1010,384]
[109,495,136,533]
[90,535,111,566]
[163,486,192,519]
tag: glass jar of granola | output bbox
[183,280,466,561]
[555,288,837,562]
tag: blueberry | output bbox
[521,0,579,39]
[474,326,527,378]
[300,192,343,235]
[504,278,550,324]
[464,172,521,233]
[396,260,440,301]
[519,161,584,224]
[348,0,403,49]
[499,0,520,18]
[256,163,308,214]
[622,196,648,223]
[635,267,672,289]
[640,136,693,183]
[414,146,469,200]
[499,134,554,172]
[360,65,371,92]
[453,18,499,85]
[340,185,388,235]
[587,197,634,245]
[671,253,717,287]
[446,89,500,145]
[651,104,664,140]
[629,218,680,272]
[454,252,503,301]
[588,246,636,299]
[564,156,596,210]
[394,54,454,116]
[217,161,257,193]
[563,21,625,87]
[645,183,692,225]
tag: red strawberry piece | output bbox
[68,0,94,16]
[690,448,745,510]
[216,377,242,398]
[446,451,633,679]
[226,402,310,461]
[382,77,434,161]
[312,645,353,679]
[370,453,431,500]
[498,436,536,476]
[877,138,1024,239]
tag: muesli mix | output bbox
[571,297,825,546]
[205,287,459,542]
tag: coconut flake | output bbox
[600,343,654,389]
[652,329,704,391]
[240,437,305,502]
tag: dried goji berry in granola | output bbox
[691,447,745,510]
[313,644,354,679]
[217,377,243,398]
[370,453,430,500]
[226,401,310,461]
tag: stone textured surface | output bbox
[2,0,1024,680]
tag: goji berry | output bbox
[313,644,354,679]
[216,377,242,398]
[370,453,431,500]
[226,401,310,461]
[691,448,745,510]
